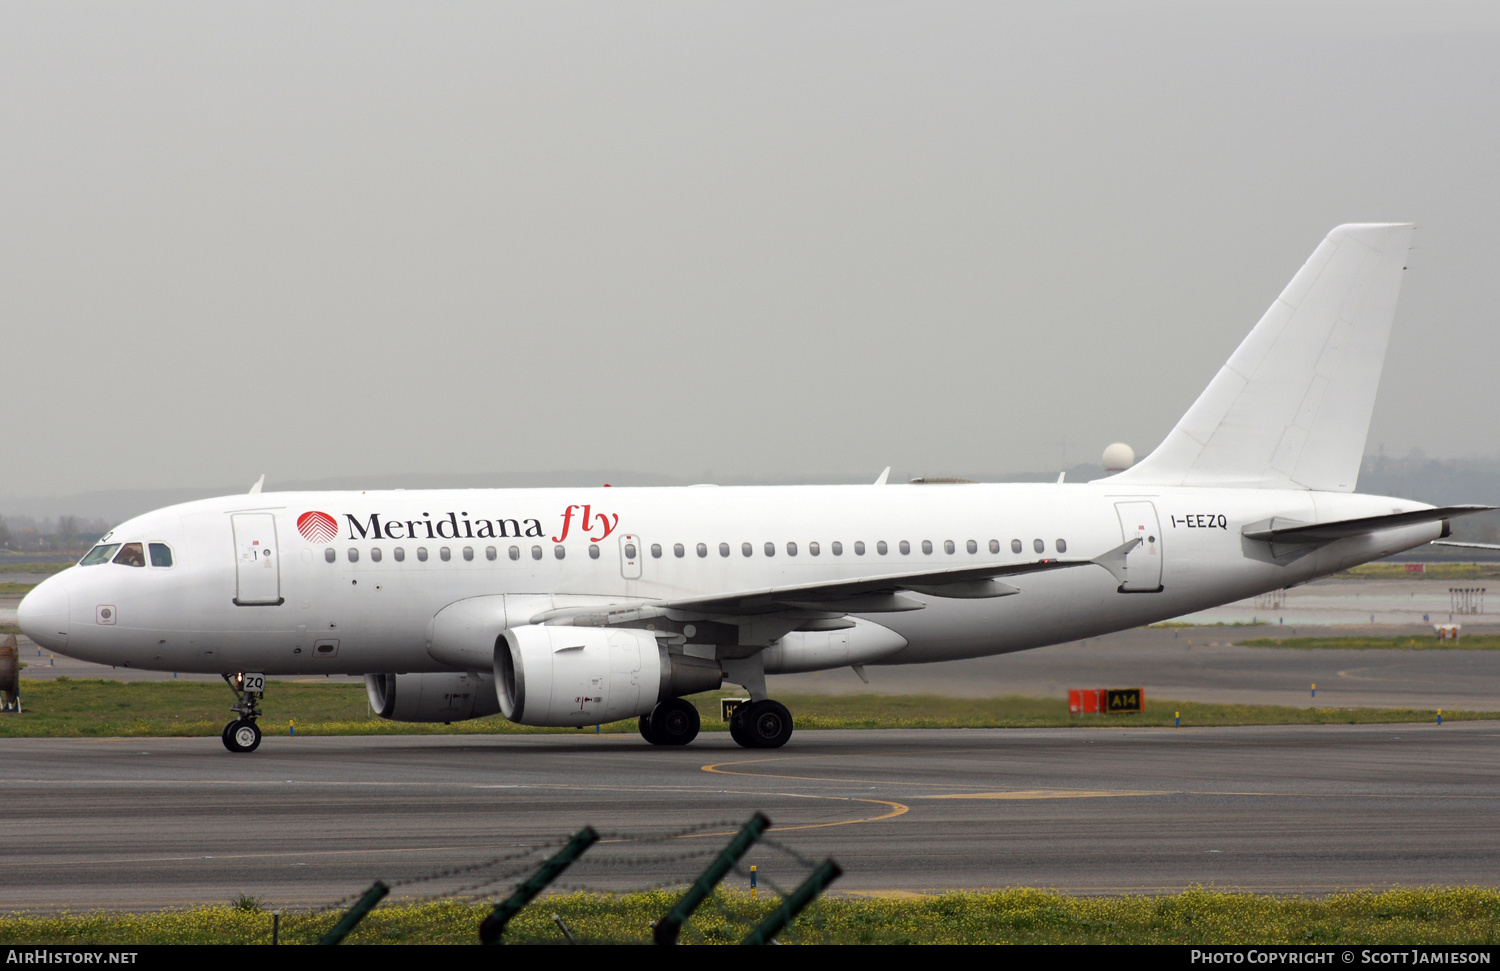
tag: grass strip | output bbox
[1238,635,1500,651]
[3,888,1500,945]
[0,679,1490,738]
[0,562,72,575]
[0,582,36,594]
[1342,562,1500,580]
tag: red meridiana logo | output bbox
[297,511,339,543]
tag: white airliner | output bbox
[18,223,1489,753]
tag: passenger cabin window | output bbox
[148,543,173,567]
[80,544,122,566]
[370,547,382,562]
[394,547,406,562]
[674,543,685,558]
[899,541,911,555]
[1056,539,1067,553]
[1010,539,1022,554]
[967,540,978,554]
[697,543,708,558]
[832,541,843,555]
[1033,539,1045,554]
[463,547,474,561]
[589,544,600,559]
[325,548,336,563]
[555,545,566,559]
[113,543,146,567]
[877,541,888,555]
[943,540,955,555]
[787,542,797,556]
[531,546,542,560]
[764,542,775,557]
[854,541,865,555]
[809,542,820,556]
[440,547,451,562]
[417,548,429,562]
[651,543,662,558]
[742,542,752,557]
[486,546,497,561]
[624,543,637,559]
[921,540,933,555]
[720,542,730,557]
[347,548,359,563]
[509,546,520,561]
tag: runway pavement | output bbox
[3,723,1498,910]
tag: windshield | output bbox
[79,544,121,566]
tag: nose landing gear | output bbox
[221,672,266,753]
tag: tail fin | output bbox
[1110,223,1414,492]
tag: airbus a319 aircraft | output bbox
[19,224,1489,753]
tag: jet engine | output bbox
[364,670,501,723]
[495,625,721,727]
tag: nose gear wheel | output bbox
[220,672,265,754]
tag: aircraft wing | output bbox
[531,539,1141,632]
[1242,505,1493,544]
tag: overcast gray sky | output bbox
[4,1,1498,499]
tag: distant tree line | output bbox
[0,514,112,554]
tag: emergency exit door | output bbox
[232,513,283,605]
[1114,501,1163,592]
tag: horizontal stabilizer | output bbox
[1431,540,1500,552]
[1242,505,1493,544]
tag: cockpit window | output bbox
[112,543,146,567]
[80,544,121,566]
[148,543,174,568]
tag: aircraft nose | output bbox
[18,575,70,651]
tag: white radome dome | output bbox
[1102,443,1135,473]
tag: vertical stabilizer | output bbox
[1110,223,1413,492]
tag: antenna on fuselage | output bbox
[873,467,890,486]
[248,474,265,495]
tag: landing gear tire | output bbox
[640,698,700,746]
[732,700,793,749]
[223,719,261,753]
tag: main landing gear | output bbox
[221,672,265,753]
[728,699,793,749]
[639,697,701,746]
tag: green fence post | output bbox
[740,859,842,946]
[654,812,771,945]
[316,881,389,945]
[479,826,599,944]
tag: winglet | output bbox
[1091,537,1142,585]
[248,474,265,495]
[873,467,890,486]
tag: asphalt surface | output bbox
[4,723,1498,910]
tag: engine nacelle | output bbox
[496,625,721,727]
[365,671,501,723]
